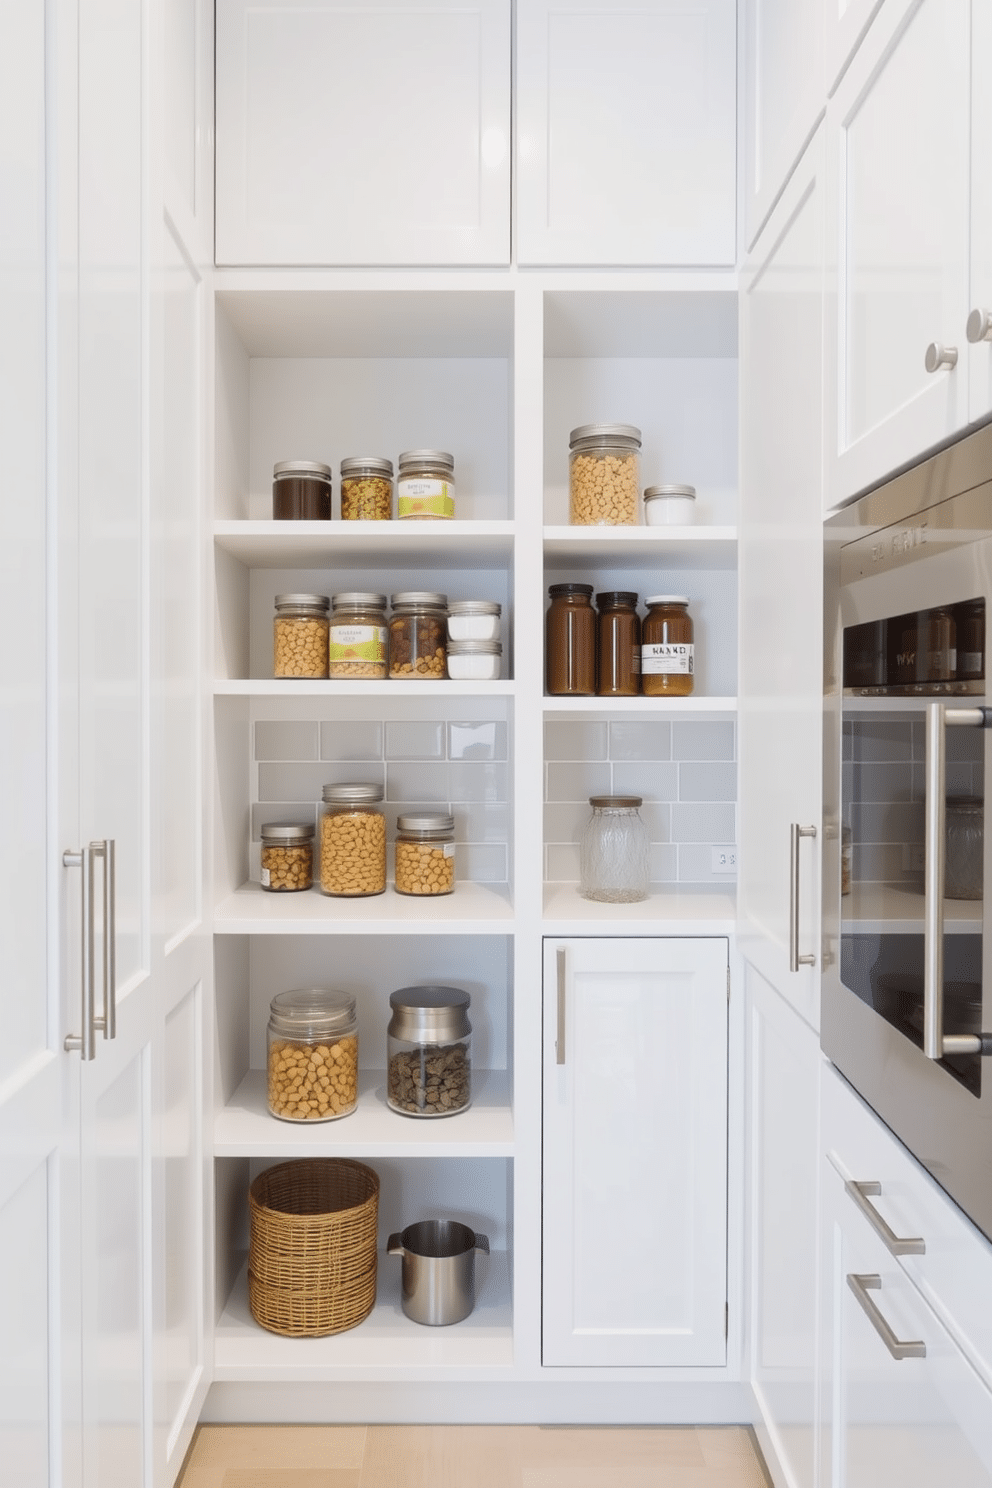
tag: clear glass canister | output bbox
[641,595,694,697]
[267,987,358,1122]
[546,583,596,696]
[394,813,455,896]
[568,423,641,526]
[319,782,386,896]
[272,460,332,520]
[397,449,455,520]
[328,592,388,678]
[339,455,393,520]
[273,593,330,678]
[945,796,983,900]
[388,592,448,679]
[387,985,471,1117]
[260,821,314,892]
[596,590,640,697]
[579,795,650,903]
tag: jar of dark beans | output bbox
[272,460,332,520]
[389,592,448,679]
[387,985,471,1118]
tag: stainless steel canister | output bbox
[386,985,471,1116]
[386,1219,489,1325]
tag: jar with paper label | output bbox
[328,592,388,679]
[394,813,456,896]
[397,450,455,520]
[641,595,694,697]
[273,593,330,678]
[260,821,314,892]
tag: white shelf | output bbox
[213,880,514,935]
[842,882,983,935]
[216,1069,513,1158]
[215,678,516,698]
[214,519,515,568]
[214,1251,514,1381]
[542,695,736,715]
[542,883,737,934]
[543,525,737,569]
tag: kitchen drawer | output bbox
[822,1061,992,1390]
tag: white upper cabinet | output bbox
[214,0,511,265]
[516,0,737,266]
[968,2,992,425]
[825,0,972,506]
[742,0,824,250]
[823,0,885,96]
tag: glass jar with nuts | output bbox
[266,987,359,1122]
[396,449,455,519]
[259,821,314,892]
[319,782,387,896]
[387,985,471,1118]
[273,593,330,678]
[568,423,641,526]
[328,592,388,679]
[394,813,455,896]
[339,455,393,520]
[388,592,448,680]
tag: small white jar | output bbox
[446,600,502,642]
[446,639,502,680]
[643,484,696,525]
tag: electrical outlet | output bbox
[711,846,738,874]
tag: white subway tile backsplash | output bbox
[611,761,679,802]
[849,721,912,764]
[459,801,510,843]
[319,721,384,760]
[258,762,383,802]
[851,762,913,802]
[679,762,736,802]
[449,720,507,761]
[384,720,445,760]
[544,721,608,761]
[671,802,736,844]
[385,762,450,803]
[544,802,584,845]
[672,721,735,761]
[447,761,509,803]
[254,721,318,761]
[457,843,507,883]
[851,800,923,846]
[608,721,672,761]
[546,843,580,881]
[649,844,679,882]
[250,803,318,840]
[546,761,612,802]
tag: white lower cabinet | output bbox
[541,937,729,1368]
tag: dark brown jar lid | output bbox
[596,591,638,607]
[589,795,643,808]
[549,583,594,597]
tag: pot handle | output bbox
[475,1232,490,1255]
[386,1232,405,1257]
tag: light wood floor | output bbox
[178,1424,771,1488]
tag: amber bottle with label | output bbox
[546,584,596,695]
[596,591,640,696]
[641,595,694,697]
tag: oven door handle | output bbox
[924,704,992,1059]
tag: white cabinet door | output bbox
[215,0,511,266]
[825,0,971,506]
[516,0,737,266]
[542,937,728,1368]
[823,0,885,97]
[746,968,820,1488]
[968,1,992,425]
[738,127,823,1028]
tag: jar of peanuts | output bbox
[319,783,386,897]
[266,987,359,1122]
[339,455,393,520]
[397,449,455,519]
[387,985,471,1118]
[568,423,641,525]
[259,821,314,892]
[328,592,388,679]
[273,593,330,678]
[394,813,456,896]
[388,592,448,679]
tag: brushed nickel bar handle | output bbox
[847,1273,925,1360]
[556,947,567,1066]
[789,824,817,972]
[844,1180,925,1255]
[92,840,116,1040]
[63,845,96,1060]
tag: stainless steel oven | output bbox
[823,420,992,1241]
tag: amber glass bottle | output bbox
[596,591,640,696]
[641,595,694,697]
[546,584,596,695]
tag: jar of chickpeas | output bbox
[266,988,359,1122]
[328,592,388,679]
[259,821,314,892]
[389,592,448,679]
[568,424,641,525]
[394,813,456,896]
[339,455,393,520]
[273,593,330,678]
[319,783,387,897]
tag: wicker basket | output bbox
[248,1158,380,1337]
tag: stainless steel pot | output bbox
[387,1219,489,1326]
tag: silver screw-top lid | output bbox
[643,483,696,500]
[331,592,388,610]
[322,782,384,804]
[388,984,471,1041]
[645,594,690,606]
[268,986,356,1037]
[446,640,502,654]
[589,795,643,808]
[273,460,332,480]
[389,592,448,609]
[339,456,394,478]
[398,449,455,470]
[569,423,642,450]
[260,821,315,841]
[274,592,330,611]
[397,813,455,834]
[447,600,502,616]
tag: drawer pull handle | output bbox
[924,342,958,373]
[556,947,566,1066]
[966,308,992,344]
[845,1180,925,1255]
[847,1273,925,1360]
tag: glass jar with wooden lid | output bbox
[641,595,694,697]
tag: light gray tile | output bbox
[544,802,586,845]
[851,800,924,846]
[254,721,318,761]
[250,803,318,841]
[649,844,678,882]
[678,843,738,883]
[612,761,679,802]
[385,720,445,760]
[671,721,735,762]
[851,761,913,802]
[458,801,510,843]
[458,843,507,883]
[544,721,608,762]
[946,727,985,763]
[842,723,853,762]
[679,762,737,802]
[258,762,382,803]
[852,842,915,885]
[385,762,450,804]
[608,721,672,761]
[546,761,612,802]
[448,761,509,803]
[850,720,913,764]
[670,802,736,844]
[449,720,507,761]
[546,843,580,881]
[639,802,671,842]
[319,721,384,761]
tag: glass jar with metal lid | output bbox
[446,600,502,642]
[339,455,393,521]
[579,795,650,903]
[273,593,330,678]
[397,450,455,519]
[319,782,386,896]
[266,988,358,1122]
[643,483,696,526]
[328,592,388,678]
[388,592,448,679]
[394,813,456,896]
[446,639,502,680]
[596,591,640,697]
[387,985,471,1117]
[641,595,694,697]
[568,424,641,525]
[546,583,596,695]
[272,460,332,520]
[260,821,315,892]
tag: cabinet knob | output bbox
[924,342,958,374]
[966,308,992,344]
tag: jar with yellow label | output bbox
[641,595,694,697]
[397,450,455,520]
[328,592,388,678]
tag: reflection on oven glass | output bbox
[843,598,985,695]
